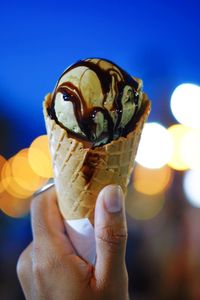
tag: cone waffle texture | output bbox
[43,93,151,225]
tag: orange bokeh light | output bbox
[1,151,47,200]
[1,156,33,199]
[28,135,53,178]
[11,148,47,192]
[133,164,173,195]
[0,155,7,193]
[0,143,51,218]
[126,186,165,220]
[0,190,31,218]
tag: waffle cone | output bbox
[43,93,151,225]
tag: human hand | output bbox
[17,185,129,300]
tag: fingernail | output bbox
[103,185,123,213]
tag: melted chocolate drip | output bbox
[81,152,100,183]
[48,58,140,146]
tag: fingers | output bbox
[31,187,64,238]
[31,186,74,255]
[94,185,128,280]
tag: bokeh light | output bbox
[0,137,52,218]
[0,148,49,217]
[133,164,173,195]
[1,157,33,199]
[136,122,173,169]
[170,83,200,128]
[167,124,190,171]
[183,170,200,208]
[181,128,200,170]
[28,135,53,178]
[126,186,165,220]
[0,191,31,218]
[0,155,7,193]
[11,148,47,192]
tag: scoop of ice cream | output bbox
[48,58,143,146]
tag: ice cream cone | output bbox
[43,93,151,225]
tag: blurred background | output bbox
[1,0,200,299]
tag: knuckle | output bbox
[32,247,56,280]
[32,259,56,288]
[32,262,44,279]
[16,255,25,278]
[96,225,128,252]
[16,248,30,279]
[32,263,48,291]
[32,260,52,284]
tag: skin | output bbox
[17,185,129,300]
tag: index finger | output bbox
[31,186,74,254]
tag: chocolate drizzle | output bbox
[48,58,141,146]
[81,152,100,183]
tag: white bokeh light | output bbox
[183,170,200,208]
[170,83,200,128]
[136,122,173,169]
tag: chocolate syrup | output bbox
[48,58,140,146]
[81,152,100,183]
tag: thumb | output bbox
[94,185,127,279]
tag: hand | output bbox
[17,185,129,300]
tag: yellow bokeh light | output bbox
[0,190,31,218]
[1,156,13,179]
[133,164,173,195]
[11,148,48,192]
[167,124,190,170]
[28,135,53,178]
[0,147,49,217]
[0,155,7,193]
[1,156,34,199]
[0,155,6,169]
[126,186,165,220]
[181,129,200,170]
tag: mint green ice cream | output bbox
[48,58,143,146]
